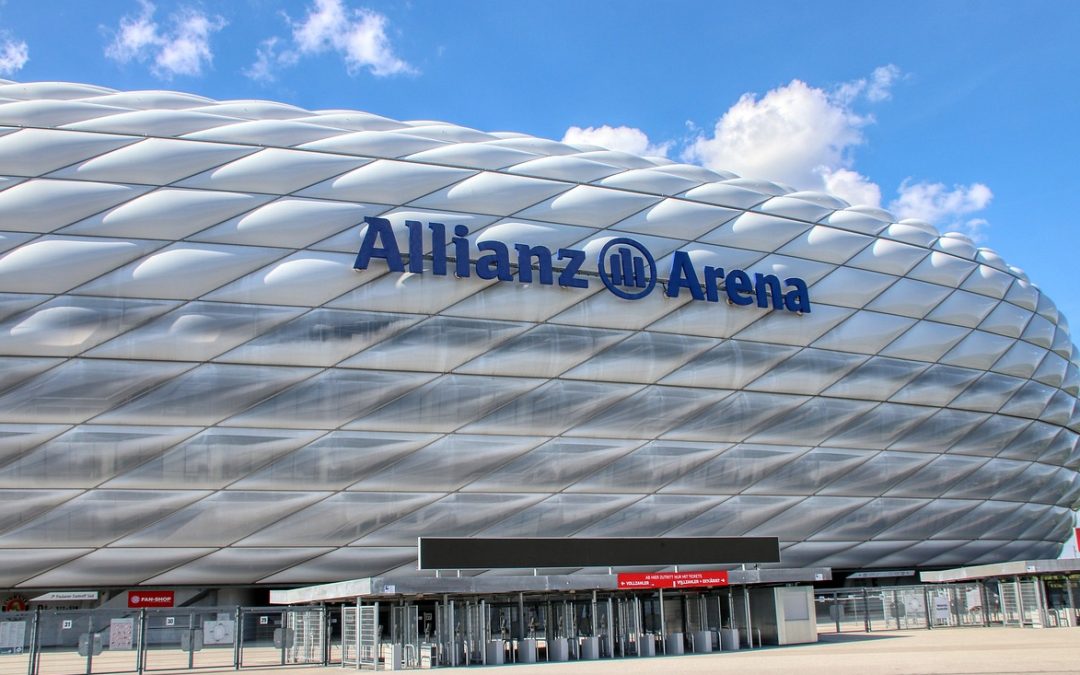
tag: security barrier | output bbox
[0,606,330,675]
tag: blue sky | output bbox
[1,0,1079,327]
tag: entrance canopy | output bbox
[269,567,831,605]
[921,558,1080,583]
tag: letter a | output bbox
[354,217,404,271]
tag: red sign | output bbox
[128,591,174,608]
[1075,528,1080,551]
[617,570,729,590]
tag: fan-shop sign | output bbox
[353,217,811,313]
[616,570,729,590]
[128,591,174,608]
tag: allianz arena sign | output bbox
[354,216,812,312]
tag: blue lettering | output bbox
[515,244,554,285]
[754,273,784,310]
[784,277,812,313]
[557,248,588,289]
[476,241,513,281]
[353,216,403,272]
[666,251,704,300]
[725,269,754,305]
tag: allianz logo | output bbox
[353,217,811,314]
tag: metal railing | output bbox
[0,606,331,675]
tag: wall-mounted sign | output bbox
[354,218,811,313]
[616,570,729,590]
[31,592,99,602]
[128,591,174,608]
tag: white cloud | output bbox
[562,125,670,157]
[682,76,876,190]
[248,0,413,82]
[0,32,28,76]
[889,179,994,241]
[819,167,882,208]
[105,0,225,79]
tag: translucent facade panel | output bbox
[825,404,938,450]
[411,171,571,215]
[457,325,628,378]
[145,547,332,585]
[979,300,1033,338]
[478,494,643,537]
[89,301,300,362]
[946,457,1036,501]
[745,397,876,446]
[232,431,439,490]
[846,238,927,276]
[113,491,328,546]
[0,128,136,177]
[61,188,270,240]
[746,497,869,539]
[665,391,808,442]
[817,451,935,496]
[0,489,206,546]
[613,199,737,240]
[812,311,916,355]
[993,339,1048,379]
[75,243,289,301]
[462,380,640,436]
[661,340,799,390]
[19,547,214,587]
[940,330,1016,371]
[733,303,855,347]
[341,316,529,372]
[1036,428,1075,465]
[217,309,419,367]
[889,364,983,407]
[949,373,1026,413]
[809,498,930,541]
[300,159,473,204]
[700,212,809,252]
[823,357,929,401]
[0,358,64,397]
[566,441,725,494]
[348,374,543,432]
[744,448,874,495]
[567,386,729,439]
[999,380,1057,419]
[53,137,255,185]
[205,252,375,307]
[98,364,318,426]
[993,462,1066,503]
[865,277,953,319]
[0,548,92,587]
[0,296,177,357]
[0,180,150,235]
[946,415,1031,457]
[258,547,415,585]
[574,495,727,537]
[239,492,441,546]
[908,251,977,287]
[875,499,981,540]
[223,369,435,429]
[925,290,1002,331]
[0,489,81,534]
[997,421,1060,460]
[777,225,872,265]
[0,358,190,424]
[662,444,810,494]
[0,235,159,294]
[176,148,366,194]
[350,434,543,492]
[879,320,971,362]
[930,501,1025,540]
[507,155,622,183]
[808,267,896,309]
[0,424,68,465]
[463,438,641,493]
[563,332,717,384]
[886,455,990,498]
[516,185,659,228]
[745,348,866,395]
[105,427,322,489]
[0,425,197,488]
[548,281,690,331]
[665,496,802,537]
[356,493,546,546]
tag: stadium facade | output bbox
[0,79,1077,592]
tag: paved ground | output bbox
[461,628,1080,675]
[5,628,1078,675]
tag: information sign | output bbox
[616,570,729,590]
[128,591,174,608]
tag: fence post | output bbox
[137,609,147,674]
[26,607,40,675]
[922,587,932,630]
[233,606,241,670]
[862,588,871,632]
